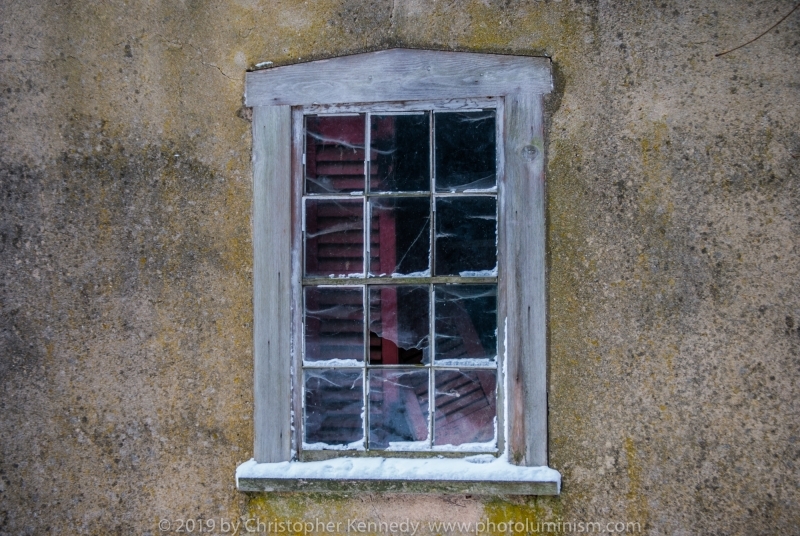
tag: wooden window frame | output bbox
[241,49,556,493]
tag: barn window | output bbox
[237,49,560,494]
[302,107,499,452]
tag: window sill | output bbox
[235,456,561,495]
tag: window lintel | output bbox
[245,48,552,107]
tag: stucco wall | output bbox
[1,1,798,534]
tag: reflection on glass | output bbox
[369,286,429,365]
[300,107,503,453]
[434,285,496,363]
[369,197,430,276]
[305,115,366,194]
[305,369,364,445]
[370,114,430,192]
[435,197,496,276]
[369,369,430,448]
[304,287,364,362]
[305,198,364,276]
[434,369,496,446]
[434,111,496,192]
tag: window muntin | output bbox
[300,104,500,453]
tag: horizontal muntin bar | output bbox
[302,277,497,286]
[301,191,498,198]
[301,363,498,369]
[303,191,430,198]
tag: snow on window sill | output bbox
[235,456,561,495]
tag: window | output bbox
[237,49,560,494]
[302,106,499,454]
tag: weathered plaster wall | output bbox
[1,0,797,534]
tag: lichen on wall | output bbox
[1,0,798,534]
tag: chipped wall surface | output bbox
[1,0,798,534]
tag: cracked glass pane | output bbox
[305,198,364,277]
[434,369,496,446]
[305,115,366,194]
[369,368,430,448]
[434,197,497,276]
[369,285,429,365]
[434,111,496,192]
[369,197,430,276]
[370,114,430,192]
[299,105,504,454]
[434,284,497,364]
[304,369,364,446]
[304,287,364,363]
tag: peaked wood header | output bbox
[245,48,552,107]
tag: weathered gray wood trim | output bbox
[247,51,556,485]
[503,92,548,466]
[246,49,551,107]
[252,105,293,463]
[238,477,559,495]
[290,108,305,459]
[494,96,507,457]
[301,97,499,115]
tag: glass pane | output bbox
[434,285,497,364]
[370,114,430,192]
[304,369,364,446]
[369,369,430,448]
[434,197,496,276]
[305,115,366,193]
[369,197,430,276]
[304,287,364,363]
[369,285,430,365]
[434,369,496,447]
[434,111,496,192]
[305,198,364,276]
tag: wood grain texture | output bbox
[249,52,553,468]
[252,105,293,463]
[302,97,499,115]
[246,49,551,106]
[503,92,547,467]
[494,98,507,456]
[290,109,305,458]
